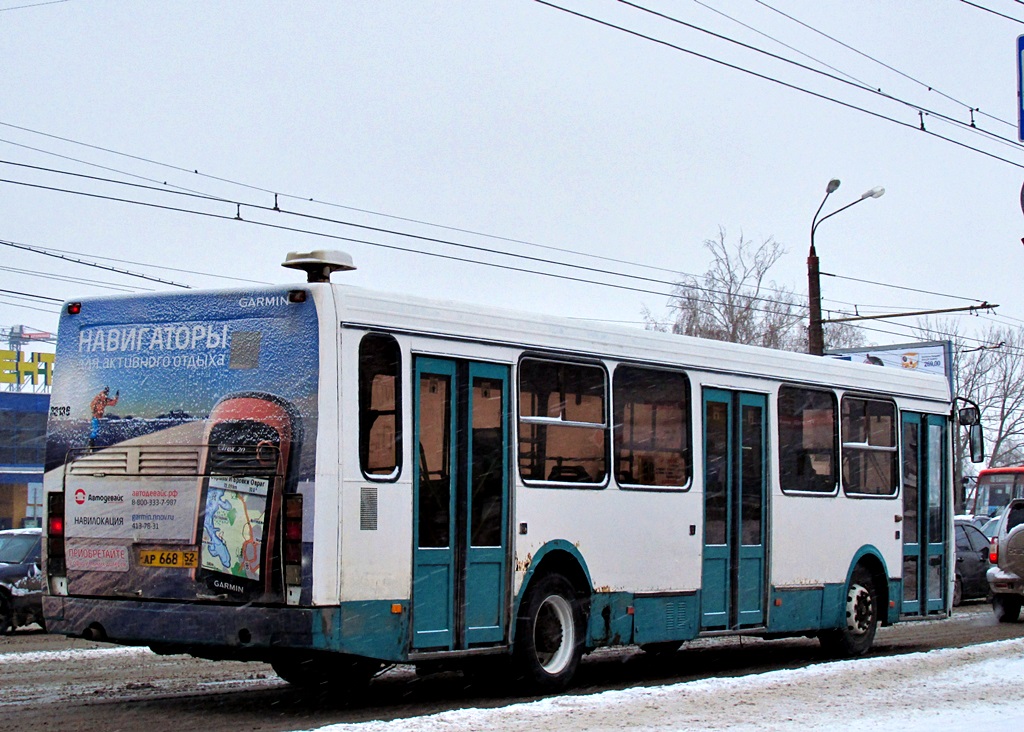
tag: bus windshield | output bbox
[972,470,1024,518]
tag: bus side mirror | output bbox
[959,406,980,426]
[969,423,985,463]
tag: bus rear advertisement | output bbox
[42,250,962,693]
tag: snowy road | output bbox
[1,604,1020,731]
[303,639,1024,732]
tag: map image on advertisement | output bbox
[200,475,268,580]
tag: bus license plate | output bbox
[138,549,198,569]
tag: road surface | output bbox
[0,602,1017,732]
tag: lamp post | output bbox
[807,180,885,356]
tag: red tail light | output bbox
[990,537,999,564]
[47,491,66,574]
[282,493,303,582]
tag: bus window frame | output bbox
[840,393,899,498]
[612,363,692,492]
[358,331,403,483]
[777,384,839,497]
[517,355,609,489]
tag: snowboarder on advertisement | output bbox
[88,386,119,449]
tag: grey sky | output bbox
[1,1,1020,349]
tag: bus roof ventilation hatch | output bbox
[282,250,356,283]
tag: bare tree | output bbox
[915,319,1024,507]
[646,228,805,349]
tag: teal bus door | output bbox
[702,389,768,630]
[412,358,510,650]
[901,412,948,616]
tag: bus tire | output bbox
[271,653,382,692]
[819,567,877,657]
[993,594,1022,623]
[513,573,585,692]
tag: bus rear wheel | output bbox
[819,568,877,657]
[271,653,382,692]
[513,573,585,692]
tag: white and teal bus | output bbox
[43,250,956,691]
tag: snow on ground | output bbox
[306,639,1024,731]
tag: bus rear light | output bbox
[282,493,303,595]
[990,537,999,564]
[47,491,66,575]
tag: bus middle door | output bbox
[701,388,768,631]
[412,357,510,651]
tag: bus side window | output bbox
[778,386,837,494]
[841,396,898,496]
[613,365,691,489]
[359,333,402,480]
[518,358,607,486]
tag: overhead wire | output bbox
[619,0,1024,154]
[958,0,1024,26]
[0,124,1005,314]
[0,154,1000,332]
[534,0,1024,170]
[0,161,813,312]
[751,0,1017,131]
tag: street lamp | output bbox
[807,181,885,356]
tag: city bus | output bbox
[968,467,1024,521]
[42,249,959,692]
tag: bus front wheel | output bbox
[513,573,585,692]
[819,568,877,657]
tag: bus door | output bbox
[901,412,947,615]
[701,389,768,630]
[412,357,510,651]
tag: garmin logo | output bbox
[212,579,245,594]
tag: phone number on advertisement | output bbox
[131,499,177,507]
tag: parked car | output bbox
[0,527,44,633]
[986,499,1024,622]
[954,519,991,605]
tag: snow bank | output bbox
[306,639,1024,731]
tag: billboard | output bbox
[827,340,953,395]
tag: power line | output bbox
[0,158,1000,329]
[959,0,1024,25]
[534,1,1024,170]
[0,162,811,311]
[0,288,61,302]
[0,120,694,281]
[0,173,827,323]
[621,0,1023,153]
[0,0,70,11]
[751,0,1016,131]
[0,238,191,288]
[0,263,151,292]
[0,124,1009,312]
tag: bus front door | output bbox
[701,389,768,631]
[412,358,510,651]
[901,412,948,616]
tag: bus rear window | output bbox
[518,358,607,485]
[359,334,402,480]
[841,396,897,496]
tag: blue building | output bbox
[0,391,47,529]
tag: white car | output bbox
[986,500,1024,622]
